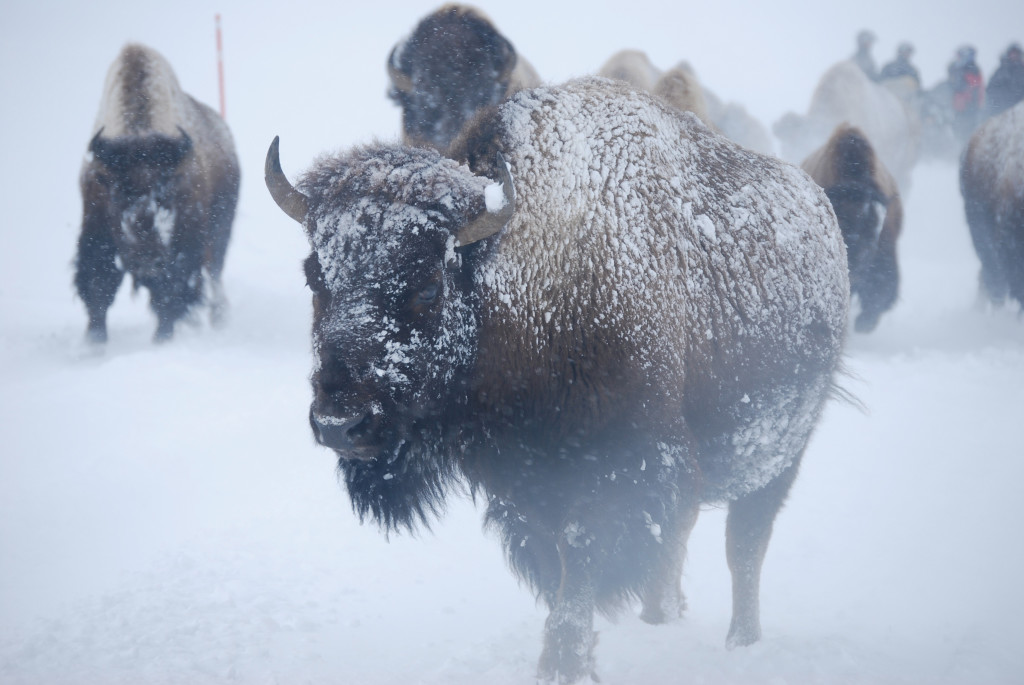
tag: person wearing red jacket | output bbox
[949,45,985,143]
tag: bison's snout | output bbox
[309,408,382,461]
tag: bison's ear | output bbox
[495,35,517,85]
[265,136,310,227]
[456,152,515,246]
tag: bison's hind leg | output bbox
[639,497,700,624]
[964,195,1008,306]
[204,175,237,331]
[206,271,229,329]
[725,454,803,649]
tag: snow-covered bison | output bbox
[960,99,1024,308]
[803,124,904,332]
[775,60,920,191]
[386,3,540,151]
[76,43,240,343]
[266,77,849,683]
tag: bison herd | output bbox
[74,4,1022,683]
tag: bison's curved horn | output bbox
[88,127,106,152]
[176,126,193,154]
[265,136,309,225]
[88,127,120,168]
[457,152,516,246]
[387,45,414,93]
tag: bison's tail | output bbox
[830,358,868,414]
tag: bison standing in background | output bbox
[961,100,1024,309]
[76,43,240,343]
[598,51,773,154]
[597,48,663,91]
[803,124,904,333]
[267,78,849,683]
[386,3,540,151]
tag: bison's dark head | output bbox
[387,5,518,151]
[89,127,192,196]
[265,137,514,529]
[87,127,193,280]
[824,180,887,272]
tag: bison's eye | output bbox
[417,283,439,305]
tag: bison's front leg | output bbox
[537,536,597,684]
[149,246,204,342]
[74,209,123,344]
[725,457,802,649]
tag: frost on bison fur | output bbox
[266,78,849,683]
[387,3,541,152]
[803,124,904,333]
[960,100,1024,309]
[76,43,240,343]
[774,60,919,191]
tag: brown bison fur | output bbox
[76,44,239,343]
[960,100,1024,308]
[387,4,540,152]
[803,123,903,332]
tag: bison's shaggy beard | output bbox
[338,422,463,532]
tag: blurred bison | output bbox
[267,78,849,682]
[803,124,904,332]
[961,100,1024,308]
[386,4,540,151]
[76,43,240,343]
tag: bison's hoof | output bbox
[85,325,108,345]
[537,629,598,684]
[639,593,686,625]
[854,311,881,334]
[153,323,175,343]
[725,620,761,650]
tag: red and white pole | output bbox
[215,14,226,119]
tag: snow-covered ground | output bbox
[2,1,1022,683]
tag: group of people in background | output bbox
[853,30,1024,144]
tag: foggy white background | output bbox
[1,1,1023,683]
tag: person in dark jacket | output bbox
[948,45,985,142]
[880,43,921,87]
[852,30,879,81]
[986,43,1024,118]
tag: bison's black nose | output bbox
[309,408,380,460]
